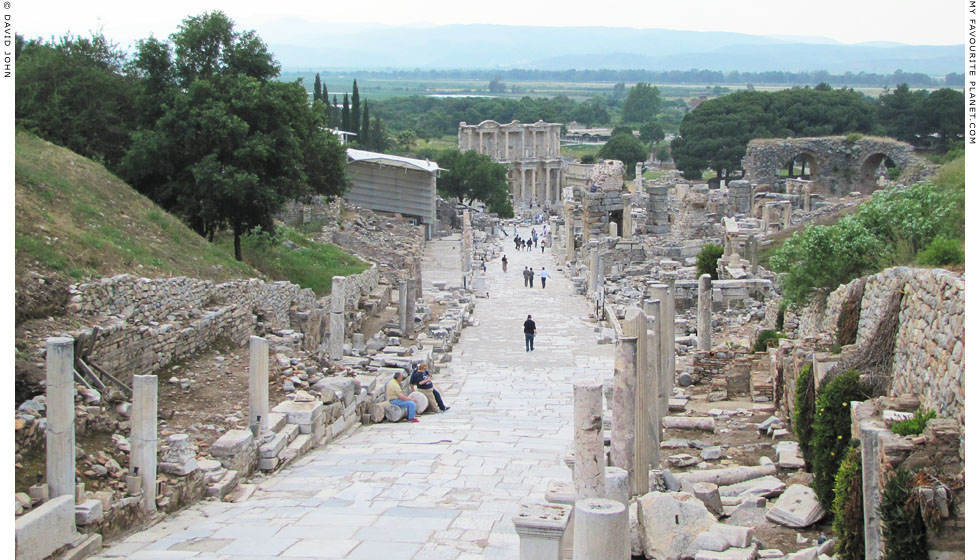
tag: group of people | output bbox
[523,266,549,288]
[384,362,451,422]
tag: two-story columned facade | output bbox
[457,120,565,208]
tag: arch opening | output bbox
[859,153,898,187]
[782,152,819,181]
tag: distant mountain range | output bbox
[253,21,964,75]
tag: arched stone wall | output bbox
[743,136,918,196]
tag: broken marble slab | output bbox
[766,484,826,528]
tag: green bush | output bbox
[916,236,963,267]
[696,243,724,280]
[811,369,870,509]
[890,408,937,436]
[792,363,816,468]
[845,132,863,144]
[879,469,928,560]
[886,167,901,180]
[832,446,865,560]
[775,300,787,331]
[752,330,785,353]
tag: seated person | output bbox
[410,363,450,413]
[386,370,419,422]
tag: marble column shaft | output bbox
[248,336,270,433]
[45,337,75,500]
[572,380,605,500]
[697,274,712,351]
[642,299,663,469]
[648,284,673,422]
[572,499,629,560]
[131,375,158,513]
[398,279,409,333]
[621,309,651,495]
[610,335,638,490]
[329,276,346,362]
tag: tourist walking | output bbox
[524,315,536,352]
[539,267,549,288]
[502,255,508,272]
[522,266,530,287]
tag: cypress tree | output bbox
[313,72,322,102]
[361,101,370,148]
[322,85,331,125]
[341,93,351,132]
[351,79,361,139]
[331,94,338,127]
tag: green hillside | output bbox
[15,130,368,324]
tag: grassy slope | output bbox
[15,130,256,285]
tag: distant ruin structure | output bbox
[743,136,918,195]
[458,120,565,208]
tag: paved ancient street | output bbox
[95,227,614,560]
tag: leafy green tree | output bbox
[639,122,665,144]
[611,82,626,99]
[598,133,647,178]
[369,117,391,152]
[128,36,177,129]
[342,93,351,131]
[877,84,928,143]
[488,75,506,93]
[351,79,361,139]
[620,82,662,123]
[610,125,634,137]
[313,72,322,102]
[434,149,510,213]
[119,11,348,261]
[395,129,418,151]
[920,88,964,146]
[15,32,138,169]
[655,145,671,163]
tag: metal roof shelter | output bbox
[344,149,441,238]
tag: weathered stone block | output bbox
[15,495,77,560]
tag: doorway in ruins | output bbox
[783,152,819,182]
[859,153,897,191]
[609,209,623,237]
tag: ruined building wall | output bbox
[797,267,964,430]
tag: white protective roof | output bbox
[346,148,441,174]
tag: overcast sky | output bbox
[16,0,966,49]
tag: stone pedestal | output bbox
[545,480,576,560]
[45,337,75,500]
[398,279,409,334]
[610,336,638,489]
[609,222,618,238]
[697,275,712,351]
[131,375,158,513]
[514,502,572,560]
[158,434,198,476]
[249,336,270,433]
[329,276,346,361]
[573,498,629,560]
[573,381,605,500]
[604,467,630,506]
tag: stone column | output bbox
[642,299,663,469]
[861,422,888,560]
[697,274,712,351]
[648,284,673,419]
[609,335,638,490]
[587,248,598,294]
[45,337,75,500]
[635,163,643,192]
[572,499,629,560]
[478,130,484,153]
[621,309,650,495]
[782,202,792,229]
[604,467,630,507]
[532,167,538,203]
[249,336,270,434]
[803,183,811,212]
[513,502,571,560]
[565,203,575,264]
[762,203,772,232]
[329,276,346,362]
[521,168,527,201]
[505,130,510,160]
[398,278,409,334]
[573,380,605,500]
[609,222,617,238]
[664,276,676,412]
[749,235,759,275]
[622,194,633,239]
[545,167,552,203]
[131,375,158,513]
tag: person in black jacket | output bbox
[410,363,449,413]
[524,315,536,352]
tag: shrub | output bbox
[890,408,937,436]
[811,369,870,509]
[916,236,963,267]
[775,300,787,331]
[752,330,784,353]
[832,446,865,560]
[879,469,928,560]
[793,363,816,468]
[845,132,863,144]
[696,243,724,280]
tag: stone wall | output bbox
[277,196,334,227]
[65,267,382,380]
[797,267,964,429]
[743,136,919,195]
